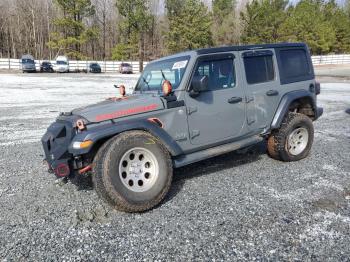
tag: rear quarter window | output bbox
[277,48,314,84]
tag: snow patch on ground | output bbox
[299,211,350,241]
[0,73,139,146]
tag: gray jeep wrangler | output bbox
[42,43,323,212]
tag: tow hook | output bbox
[78,165,92,175]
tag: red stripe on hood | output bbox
[95,104,158,122]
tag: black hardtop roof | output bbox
[148,42,308,64]
[196,42,307,55]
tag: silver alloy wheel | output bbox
[287,127,309,156]
[119,147,159,193]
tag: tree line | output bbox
[0,0,350,65]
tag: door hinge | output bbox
[187,106,197,115]
[247,118,255,125]
[245,96,254,103]
[174,133,187,141]
[190,130,200,139]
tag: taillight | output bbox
[315,82,321,95]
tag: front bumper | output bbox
[121,68,133,74]
[56,67,69,72]
[41,118,76,176]
[23,67,36,72]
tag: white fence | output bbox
[0,54,350,72]
[0,58,148,73]
[311,54,350,65]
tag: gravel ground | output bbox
[0,72,349,261]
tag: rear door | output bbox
[240,49,281,131]
[275,47,316,97]
[184,53,246,146]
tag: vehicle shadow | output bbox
[163,141,267,204]
[70,141,267,200]
[70,173,94,191]
[345,108,350,115]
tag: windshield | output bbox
[57,61,67,65]
[135,56,190,92]
[22,59,34,64]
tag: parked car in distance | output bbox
[40,61,54,73]
[119,62,133,74]
[54,56,69,73]
[89,63,102,73]
[21,54,36,73]
[42,42,323,213]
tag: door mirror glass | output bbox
[191,75,208,96]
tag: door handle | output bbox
[266,90,279,96]
[228,97,243,104]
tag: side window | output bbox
[243,54,274,84]
[278,49,312,83]
[195,58,236,90]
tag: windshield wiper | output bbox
[160,69,167,82]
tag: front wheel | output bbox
[267,112,314,161]
[93,131,173,212]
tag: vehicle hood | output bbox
[72,94,164,123]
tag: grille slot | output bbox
[57,127,67,138]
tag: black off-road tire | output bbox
[92,139,115,205]
[267,112,314,162]
[93,131,173,212]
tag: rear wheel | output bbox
[93,131,173,212]
[267,112,314,161]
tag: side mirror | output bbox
[190,75,208,97]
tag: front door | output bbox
[185,53,246,146]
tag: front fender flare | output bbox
[68,119,183,157]
[271,90,316,129]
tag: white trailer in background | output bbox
[54,56,69,73]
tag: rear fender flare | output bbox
[271,90,316,129]
[68,119,183,157]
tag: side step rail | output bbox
[173,135,263,168]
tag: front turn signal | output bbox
[72,140,93,149]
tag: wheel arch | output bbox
[69,119,183,157]
[271,90,316,130]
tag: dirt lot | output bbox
[0,71,349,260]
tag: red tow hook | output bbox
[78,165,92,175]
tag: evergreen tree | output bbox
[346,0,350,16]
[279,0,335,54]
[240,0,288,44]
[165,0,213,53]
[212,0,238,45]
[47,0,96,59]
[116,0,153,71]
[324,0,350,53]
